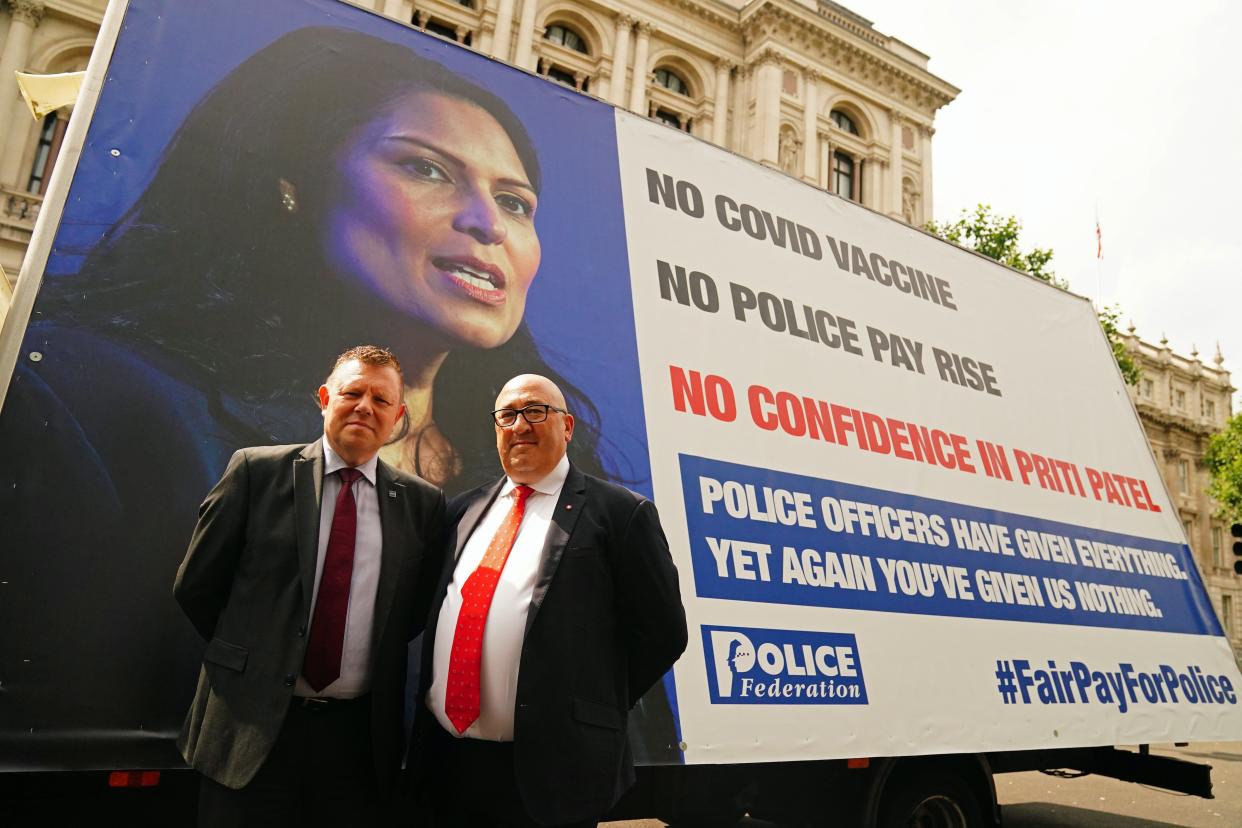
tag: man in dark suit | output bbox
[174,345,444,827]
[415,373,688,827]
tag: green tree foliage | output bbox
[1206,414,1242,521]
[926,204,1060,286]
[926,204,1140,385]
[1096,305,1142,386]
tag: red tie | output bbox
[444,484,534,733]
[303,467,362,692]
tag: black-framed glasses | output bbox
[492,404,566,427]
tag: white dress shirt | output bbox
[428,454,570,741]
[294,437,383,699]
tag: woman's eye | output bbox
[403,157,450,181]
[496,192,534,218]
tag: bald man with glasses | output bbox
[409,373,687,827]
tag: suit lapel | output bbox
[454,481,504,563]
[524,465,586,639]
[293,441,325,620]
[371,459,405,651]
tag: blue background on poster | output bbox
[39,0,650,492]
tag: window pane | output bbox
[27,113,59,195]
[833,151,855,200]
[654,68,689,96]
[831,109,859,135]
[424,19,458,40]
[544,24,588,54]
[655,108,682,128]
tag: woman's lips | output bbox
[434,256,506,306]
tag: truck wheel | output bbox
[876,768,986,828]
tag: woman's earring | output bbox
[278,178,299,214]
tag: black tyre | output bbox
[876,768,986,828]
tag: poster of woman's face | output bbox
[322,88,544,352]
[34,0,649,497]
[0,0,656,753]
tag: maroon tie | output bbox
[303,467,362,692]
[443,484,534,733]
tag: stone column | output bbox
[512,0,539,71]
[610,14,634,107]
[752,50,782,167]
[383,0,409,20]
[627,21,653,114]
[865,154,884,210]
[819,138,831,190]
[490,0,517,60]
[0,0,46,189]
[888,109,904,218]
[595,58,611,101]
[920,124,935,221]
[730,63,749,153]
[710,59,732,146]
[801,69,819,182]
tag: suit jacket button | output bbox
[284,674,295,686]
[297,626,306,637]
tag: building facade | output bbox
[1121,330,1241,659]
[0,0,958,286]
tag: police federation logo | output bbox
[703,625,869,705]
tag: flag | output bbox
[1095,220,1103,259]
[14,71,85,120]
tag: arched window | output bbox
[654,68,690,97]
[831,109,859,136]
[544,24,588,54]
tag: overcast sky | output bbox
[846,0,1241,396]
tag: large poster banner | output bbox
[1,0,1239,771]
[614,112,1242,760]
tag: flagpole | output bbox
[1095,207,1102,307]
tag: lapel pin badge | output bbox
[565,504,573,510]
[388,490,397,498]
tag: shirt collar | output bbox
[321,436,378,485]
[501,453,569,499]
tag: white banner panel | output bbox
[614,110,1242,763]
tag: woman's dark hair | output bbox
[54,26,605,493]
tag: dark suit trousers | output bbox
[198,697,377,828]
[427,724,596,828]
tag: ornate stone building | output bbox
[0,0,958,287]
[1121,330,1240,659]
